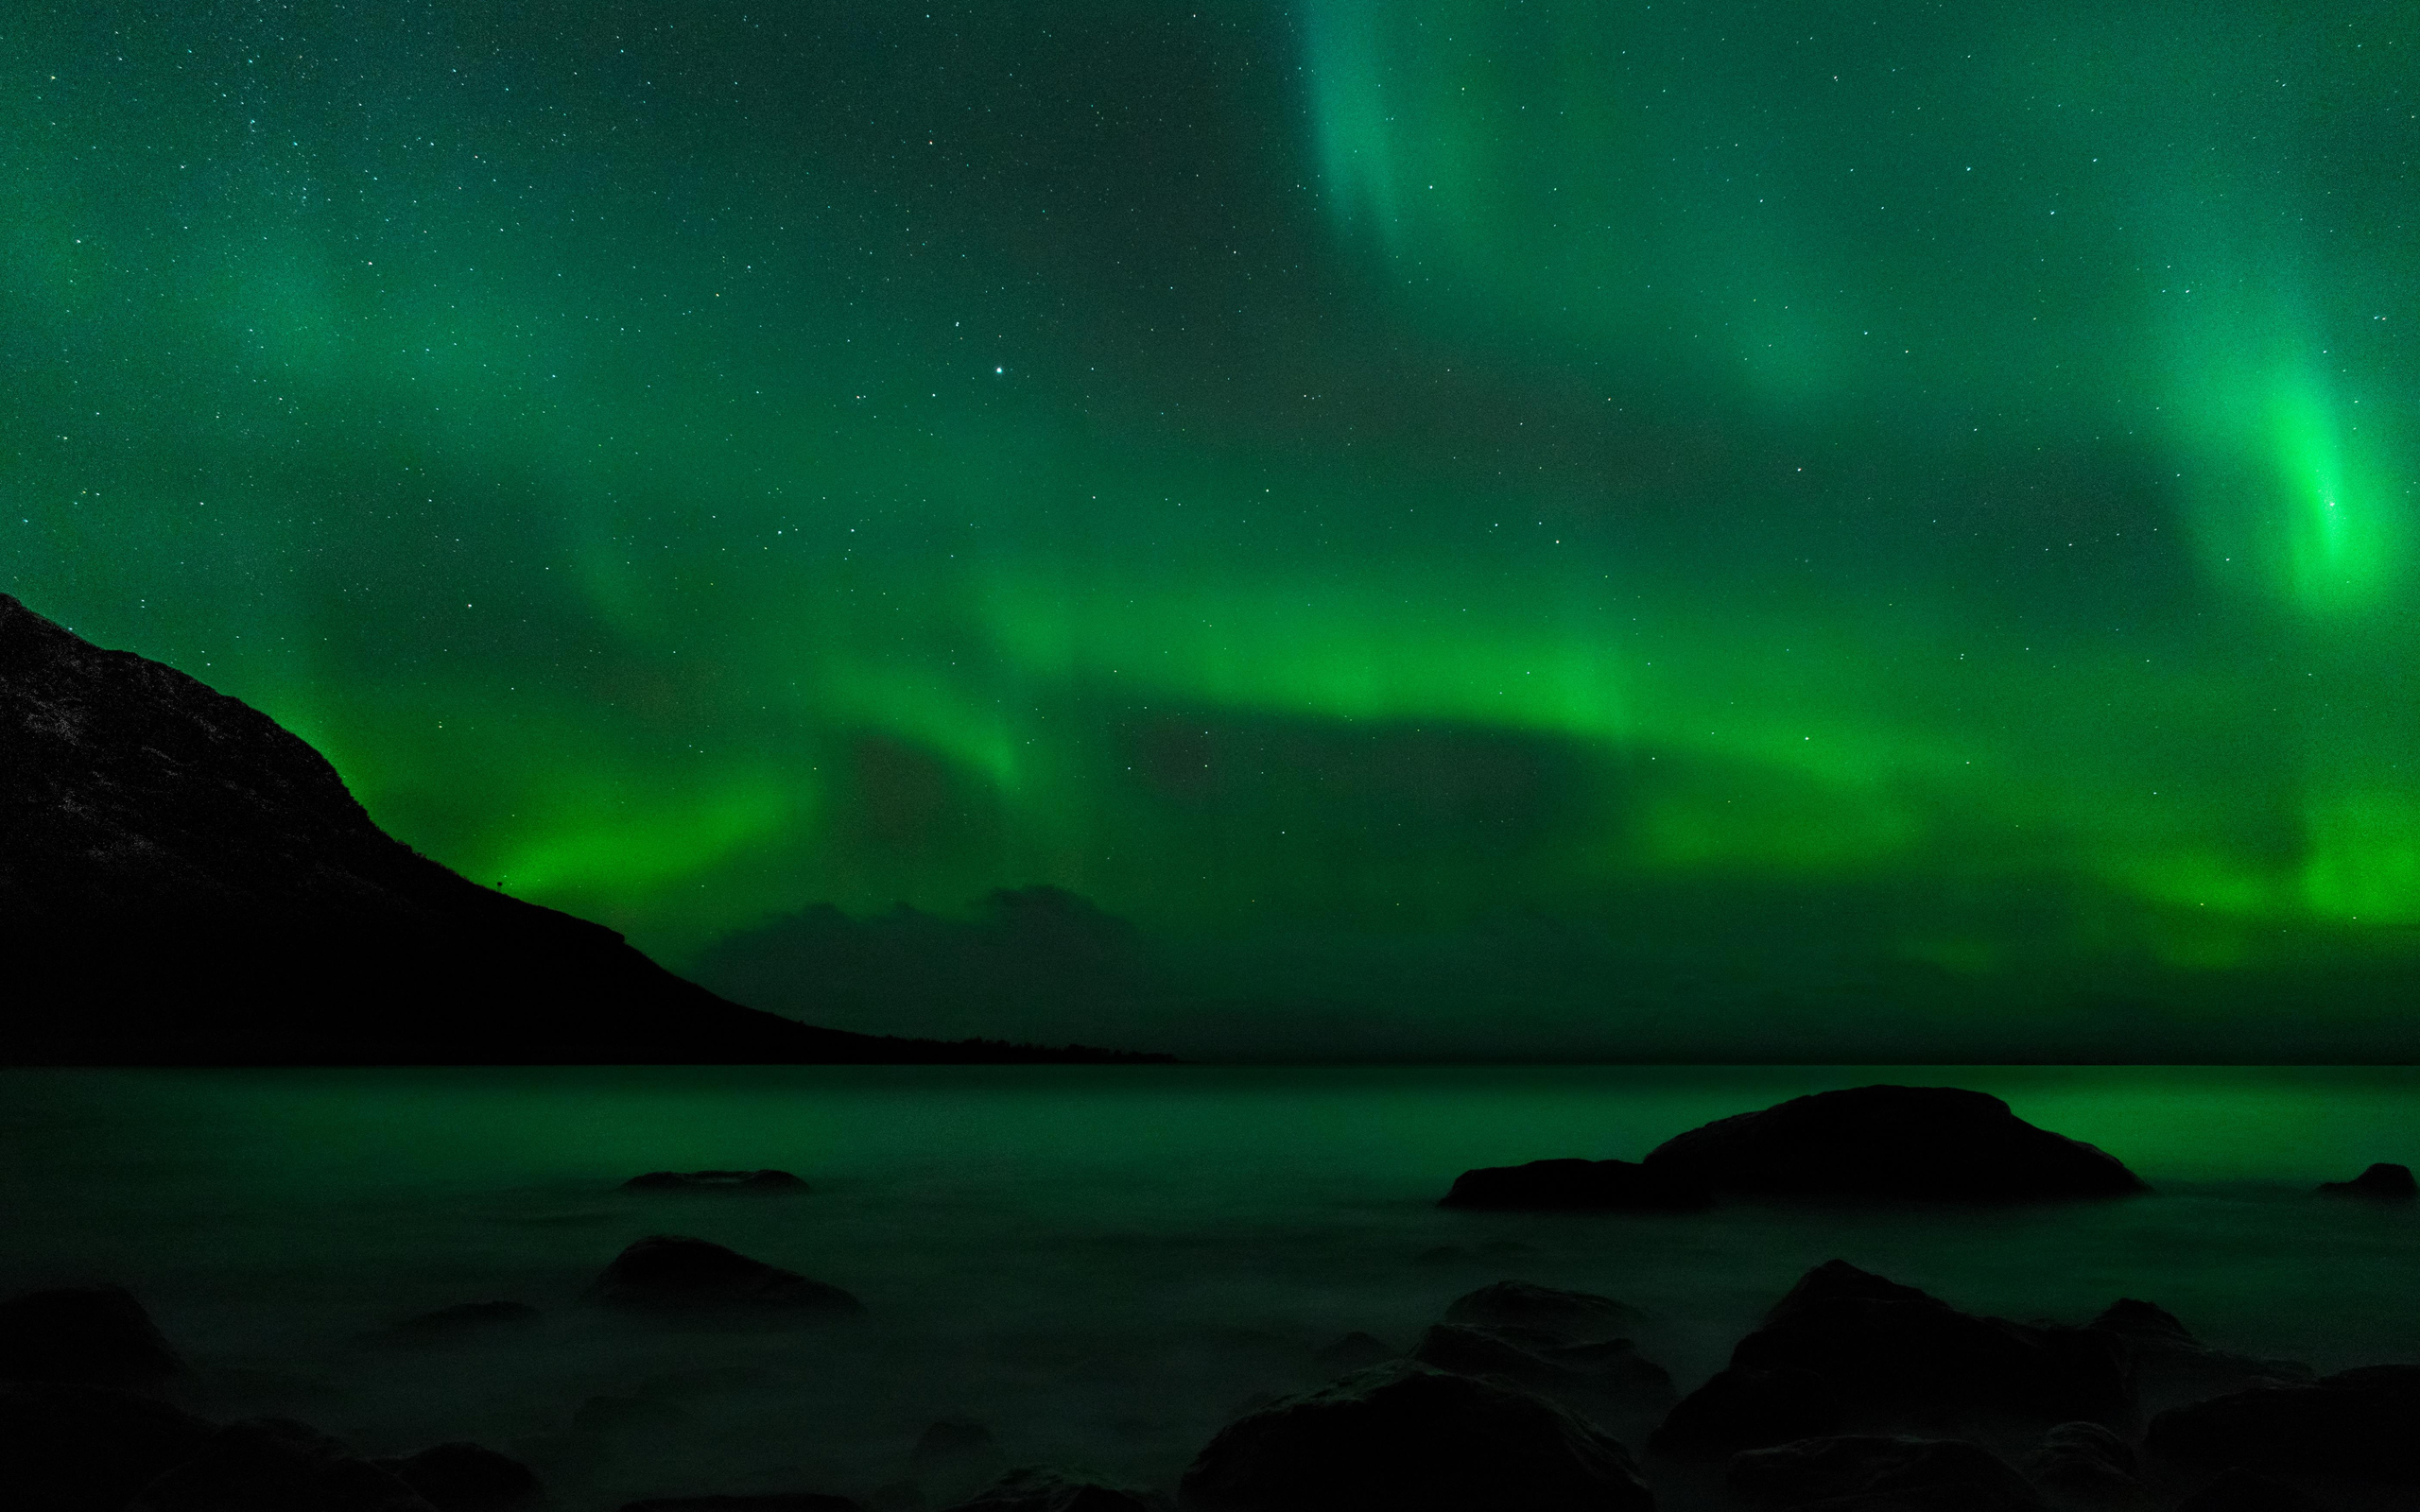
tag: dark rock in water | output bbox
[2316,1162,2417,1198]
[1410,1324,1672,1406]
[869,1485,929,1512]
[2171,1468,2334,1511]
[1728,1434,2048,1511]
[1648,1366,1841,1458]
[622,1169,813,1194]
[1728,1261,2129,1426]
[1443,1280,1641,1341]
[587,1236,863,1314]
[2023,1421,2150,1509]
[940,1467,1161,1512]
[0,1284,185,1393]
[374,1443,542,1512]
[1642,1085,2149,1201]
[1176,1361,1654,1512]
[2087,1299,2310,1411]
[0,1380,217,1512]
[1439,1158,1712,1211]
[1313,1332,1396,1374]
[127,1418,437,1511]
[916,1419,999,1461]
[374,1301,541,1344]
[621,1497,864,1512]
[2146,1365,2420,1481]
[0,593,1159,1068]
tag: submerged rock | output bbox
[2146,1364,2420,1482]
[0,1380,217,1512]
[2023,1420,2150,1509]
[1176,1360,1653,1512]
[2171,1469,2334,1511]
[0,1284,186,1393]
[374,1443,543,1511]
[940,1467,1160,1512]
[1642,1085,2149,1201]
[621,1169,814,1194]
[127,1418,436,1512]
[1313,1332,1396,1374]
[587,1236,863,1314]
[2087,1299,2310,1412]
[372,1301,541,1345]
[1442,1281,1641,1341]
[2315,1162,2417,1199]
[1439,1158,1711,1211]
[1648,1366,1841,1458]
[1728,1434,2048,1511]
[1725,1261,2129,1426]
[1410,1324,1672,1406]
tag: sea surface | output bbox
[4,1065,2417,1509]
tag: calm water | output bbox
[4,1065,2417,1509]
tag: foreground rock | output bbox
[1647,1366,1841,1458]
[374,1443,543,1511]
[1410,1324,1672,1407]
[1176,1361,1653,1512]
[1728,1434,2047,1511]
[2171,1469,2334,1511]
[1442,1281,1641,1341]
[622,1169,813,1194]
[2022,1421,2150,1509]
[942,1467,1161,1511]
[1642,1086,2149,1201]
[0,1381,217,1512]
[2146,1364,2420,1482]
[2316,1162,2416,1199]
[1439,1159,1711,1211]
[127,1418,437,1512]
[587,1236,863,1314]
[621,1497,863,1512]
[0,1284,186,1393]
[1719,1261,2128,1427]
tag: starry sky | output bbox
[8,0,2419,1057]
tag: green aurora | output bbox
[7,0,2419,1056]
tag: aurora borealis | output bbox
[8,0,2419,1057]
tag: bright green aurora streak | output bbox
[6,0,2417,1057]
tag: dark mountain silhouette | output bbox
[0,594,1168,1065]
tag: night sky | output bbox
[9,1,2419,1057]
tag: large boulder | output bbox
[1176,1361,1653,1512]
[2145,1365,2420,1482]
[1728,1434,2047,1511]
[621,1170,813,1194]
[0,1284,186,1393]
[1724,1262,2129,1426]
[587,1237,863,1314]
[1439,1159,1710,1211]
[2316,1162,2416,1199]
[1442,1281,1640,1341]
[127,1418,438,1511]
[1642,1086,2148,1201]
[1410,1324,1672,1407]
[2022,1421,2150,1509]
[0,1380,217,1512]
[940,1467,1161,1512]
[1647,1366,1841,1458]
